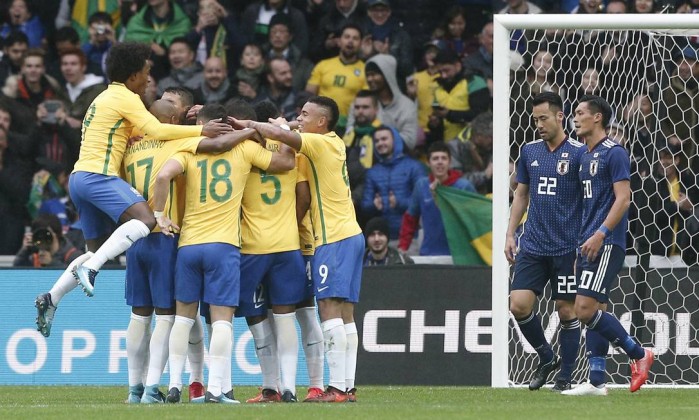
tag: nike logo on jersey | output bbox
[531,160,539,167]
[317,286,329,293]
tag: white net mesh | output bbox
[507,27,699,386]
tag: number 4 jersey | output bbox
[516,137,585,256]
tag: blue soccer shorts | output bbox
[511,251,577,301]
[576,244,625,304]
[312,233,364,303]
[125,233,178,309]
[175,243,240,307]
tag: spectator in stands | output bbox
[254,57,297,120]
[2,49,67,112]
[360,54,418,151]
[0,31,28,88]
[605,0,628,13]
[157,37,204,96]
[0,0,45,49]
[311,0,367,62]
[241,0,309,56]
[13,213,83,268]
[81,12,116,78]
[462,22,493,88]
[265,13,313,92]
[571,0,605,13]
[185,0,242,76]
[431,5,477,62]
[235,43,265,101]
[0,125,32,255]
[363,216,413,266]
[399,141,475,256]
[499,0,543,14]
[408,42,440,147]
[448,111,493,195]
[631,0,658,13]
[526,49,560,97]
[362,126,424,240]
[33,99,81,170]
[360,0,413,87]
[620,93,655,176]
[306,23,368,135]
[46,26,81,85]
[55,0,121,44]
[59,48,106,128]
[429,49,489,142]
[192,56,235,105]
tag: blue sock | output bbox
[516,312,553,364]
[586,329,608,387]
[587,310,645,360]
[558,318,580,381]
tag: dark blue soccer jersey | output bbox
[516,137,584,256]
[578,137,630,249]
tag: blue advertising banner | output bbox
[0,269,317,385]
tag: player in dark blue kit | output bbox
[506,92,584,392]
[562,95,653,396]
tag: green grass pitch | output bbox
[0,386,696,419]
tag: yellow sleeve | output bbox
[119,97,202,140]
[296,153,309,183]
[243,141,274,171]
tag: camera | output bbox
[41,100,63,125]
[96,24,107,35]
[32,228,54,252]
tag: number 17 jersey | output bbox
[516,137,584,256]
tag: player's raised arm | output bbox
[195,127,261,154]
[266,143,296,172]
[232,118,303,151]
[296,180,311,226]
[152,158,185,236]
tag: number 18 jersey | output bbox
[516,137,584,256]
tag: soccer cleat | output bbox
[303,386,348,403]
[551,379,572,392]
[35,293,56,337]
[528,355,561,390]
[203,391,241,404]
[188,381,205,401]
[246,388,281,403]
[346,387,357,402]
[630,349,654,392]
[125,384,144,404]
[166,387,181,403]
[303,387,324,402]
[561,382,608,396]
[224,390,236,401]
[281,390,298,403]
[72,266,98,297]
[140,386,165,404]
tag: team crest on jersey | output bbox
[561,152,569,158]
[589,160,599,176]
[557,160,569,175]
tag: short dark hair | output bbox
[106,42,151,83]
[579,94,613,128]
[253,100,281,122]
[169,37,194,52]
[60,47,87,66]
[197,104,227,123]
[163,86,194,109]
[532,91,563,113]
[434,49,460,65]
[88,11,113,26]
[268,12,293,33]
[470,111,493,138]
[339,22,363,39]
[224,98,257,120]
[355,89,378,106]
[3,31,28,48]
[21,48,44,66]
[427,141,451,159]
[307,96,339,131]
[55,26,80,45]
[32,213,63,241]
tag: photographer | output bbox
[13,213,83,268]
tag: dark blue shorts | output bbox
[125,233,178,309]
[175,243,240,307]
[511,251,577,301]
[312,234,364,303]
[576,244,625,304]
[69,171,145,240]
[236,250,307,318]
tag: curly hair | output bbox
[106,42,151,83]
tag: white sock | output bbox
[188,316,205,385]
[344,322,358,391]
[249,319,278,390]
[83,219,150,271]
[222,327,233,395]
[141,324,152,386]
[145,314,174,386]
[322,318,346,391]
[274,313,298,395]
[207,322,213,347]
[168,316,194,391]
[208,320,232,397]
[49,252,93,305]
[126,313,151,387]
[297,306,324,389]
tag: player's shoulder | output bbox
[566,138,584,148]
[523,139,544,150]
[601,138,621,149]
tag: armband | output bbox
[597,225,611,237]
[154,211,164,219]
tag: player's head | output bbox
[364,216,390,255]
[427,141,451,179]
[353,90,379,126]
[224,98,257,120]
[197,104,227,125]
[161,87,194,124]
[532,92,565,143]
[297,96,339,133]
[106,41,151,95]
[253,100,281,122]
[149,99,178,124]
[574,94,612,139]
[373,126,395,158]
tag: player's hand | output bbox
[249,129,267,148]
[374,192,383,211]
[156,215,179,237]
[186,105,203,121]
[388,190,396,209]
[268,116,288,126]
[504,235,518,264]
[127,135,143,146]
[229,117,253,130]
[202,119,234,137]
[580,231,605,262]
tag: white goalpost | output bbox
[492,14,699,388]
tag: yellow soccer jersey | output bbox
[434,78,470,141]
[308,57,368,119]
[297,153,315,256]
[73,83,202,176]
[240,140,299,254]
[299,131,361,246]
[174,141,273,248]
[414,70,439,131]
[123,136,203,232]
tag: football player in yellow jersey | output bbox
[66,42,232,297]
[233,95,364,403]
[152,104,295,404]
[306,23,368,135]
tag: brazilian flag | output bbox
[435,185,492,266]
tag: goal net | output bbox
[492,15,699,388]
